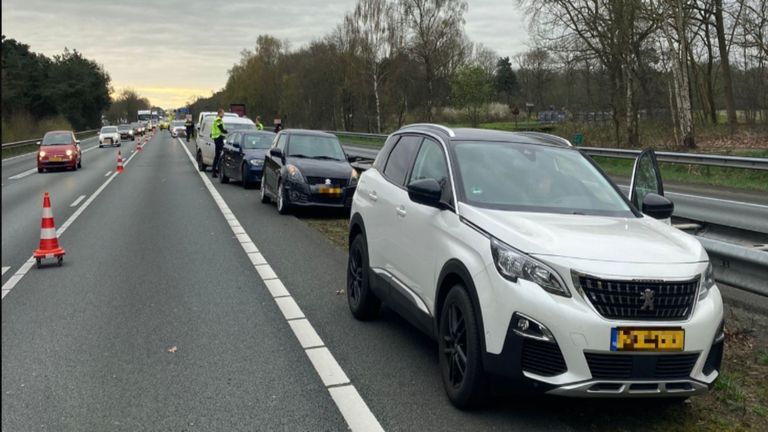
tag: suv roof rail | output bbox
[399,123,456,138]
[513,131,573,147]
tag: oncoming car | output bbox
[118,124,134,141]
[347,124,723,408]
[170,120,186,138]
[98,126,121,147]
[37,130,82,172]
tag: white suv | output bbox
[347,124,723,408]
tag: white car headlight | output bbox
[286,164,305,183]
[349,169,359,187]
[66,149,73,156]
[700,263,716,300]
[39,151,46,158]
[249,159,263,166]
[491,237,570,297]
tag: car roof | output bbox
[47,130,74,134]
[395,124,573,149]
[283,129,336,138]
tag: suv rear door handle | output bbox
[368,191,378,202]
[396,206,407,217]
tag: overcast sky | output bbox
[2,0,531,107]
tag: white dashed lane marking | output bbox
[2,266,10,276]
[70,195,86,207]
[8,168,37,180]
[176,137,384,432]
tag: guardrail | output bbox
[341,142,767,297]
[2,129,100,150]
[330,130,768,171]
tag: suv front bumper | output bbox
[478,261,724,398]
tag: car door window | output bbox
[409,138,451,203]
[630,149,664,209]
[276,134,287,152]
[383,135,421,187]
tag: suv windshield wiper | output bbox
[289,154,310,158]
[311,155,341,160]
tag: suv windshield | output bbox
[453,141,634,217]
[41,132,73,145]
[242,133,275,149]
[171,121,185,127]
[222,122,257,133]
[101,127,117,133]
[118,125,131,130]
[288,135,345,160]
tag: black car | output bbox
[219,131,276,189]
[118,124,135,141]
[260,130,359,214]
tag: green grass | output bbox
[592,156,768,192]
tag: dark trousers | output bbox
[212,137,224,174]
[186,127,193,141]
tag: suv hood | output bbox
[460,203,707,264]
[288,158,352,179]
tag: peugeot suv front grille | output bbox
[578,275,699,321]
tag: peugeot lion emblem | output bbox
[325,178,331,186]
[640,289,655,311]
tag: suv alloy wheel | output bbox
[347,234,380,320]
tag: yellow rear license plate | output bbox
[611,328,684,351]
[318,187,342,195]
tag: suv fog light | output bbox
[512,312,554,342]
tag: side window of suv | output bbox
[410,138,449,185]
[383,135,421,187]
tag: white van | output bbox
[195,116,257,171]
[197,111,239,133]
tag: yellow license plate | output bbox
[50,156,63,162]
[318,187,342,195]
[611,328,684,351]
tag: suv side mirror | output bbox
[642,193,674,220]
[270,148,283,158]
[407,178,443,208]
[36,141,41,145]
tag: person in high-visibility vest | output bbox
[255,115,264,131]
[211,109,228,178]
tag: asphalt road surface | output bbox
[1,132,759,431]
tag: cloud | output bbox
[2,0,531,107]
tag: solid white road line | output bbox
[105,171,112,177]
[2,266,10,276]
[1,149,140,300]
[175,137,384,432]
[70,195,86,207]
[8,168,37,180]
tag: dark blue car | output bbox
[219,131,277,188]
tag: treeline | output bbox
[105,89,151,124]
[187,0,766,148]
[1,35,111,140]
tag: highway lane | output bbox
[1,136,144,287]
[1,131,347,431]
[179,137,568,431]
[342,144,768,234]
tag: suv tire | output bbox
[347,234,381,320]
[439,285,486,409]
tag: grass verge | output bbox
[300,214,768,431]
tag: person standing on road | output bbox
[211,109,228,178]
[184,115,194,142]
[255,116,264,131]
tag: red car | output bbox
[37,130,82,173]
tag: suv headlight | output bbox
[700,263,715,300]
[286,164,305,183]
[491,237,570,297]
[349,169,359,187]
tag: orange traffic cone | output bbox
[117,150,124,173]
[136,141,143,152]
[33,192,65,267]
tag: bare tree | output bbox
[347,0,402,132]
[401,0,468,120]
[715,0,739,132]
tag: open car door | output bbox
[629,149,674,221]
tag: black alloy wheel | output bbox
[197,152,206,172]
[346,234,380,320]
[260,172,270,203]
[242,164,251,189]
[438,285,485,409]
